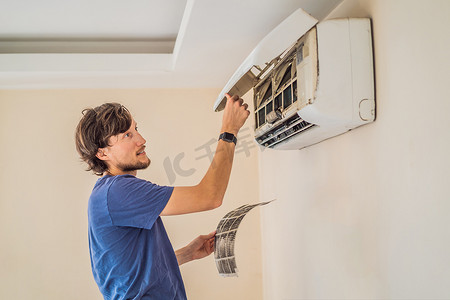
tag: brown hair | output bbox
[75,103,132,176]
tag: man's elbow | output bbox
[203,191,223,210]
[197,183,224,210]
[210,195,223,209]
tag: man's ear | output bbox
[96,148,109,161]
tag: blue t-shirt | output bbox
[88,174,186,300]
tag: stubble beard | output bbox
[118,157,151,173]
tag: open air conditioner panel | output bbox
[214,9,375,150]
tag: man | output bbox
[75,94,249,299]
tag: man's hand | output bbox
[175,231,216,266]
[221,93,250,135]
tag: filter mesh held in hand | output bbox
[214,201,272,277]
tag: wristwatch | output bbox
[218,132,237,145]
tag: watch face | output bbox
[223,133,233,141]
[220,132,237,144]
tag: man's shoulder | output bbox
[94,174,171,204]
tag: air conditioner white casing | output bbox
[213,9,375,150]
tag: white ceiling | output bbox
[0,0,185,40]
[0,0,342,89]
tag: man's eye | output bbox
[125,133,131,138]
[135,127,138,131]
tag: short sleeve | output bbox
[107,175,173,229]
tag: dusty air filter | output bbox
[214,201,272,277]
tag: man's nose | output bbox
[136,133,146,145]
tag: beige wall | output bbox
[0,89,262,299]
[259,0,450,299]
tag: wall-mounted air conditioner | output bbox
[213,9,375,150]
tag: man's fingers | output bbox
[225,94,248,110]
[199,230,216,241]
[225,93,242,103]
[225,93,239,101]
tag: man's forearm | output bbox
[175,246,191,266]
[175,231,216,266]
[197,138,236,207]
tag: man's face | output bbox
[98,119,151,175]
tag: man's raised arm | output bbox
[161,94,250,216]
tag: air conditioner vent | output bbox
[256,114,315,148]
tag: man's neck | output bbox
[104,168,137,177]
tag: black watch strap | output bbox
[218,132,237,145]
